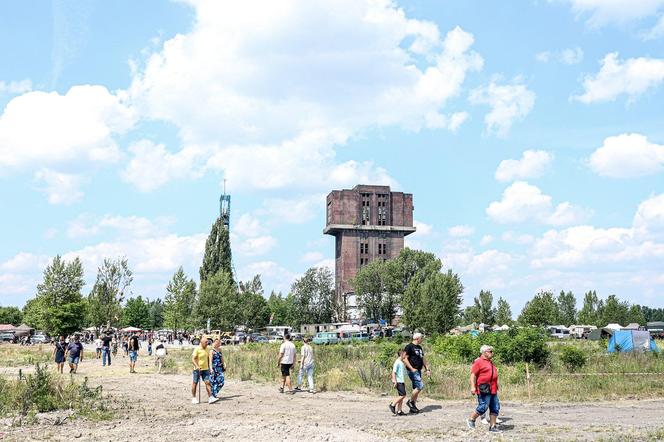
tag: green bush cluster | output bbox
[0,364,110,420]
[431,327,550,365]
[559,345,587,371]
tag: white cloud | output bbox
[469,78,535,136]
[236,235,277,257]
[413,220,433,237]
[642,15,664,39]
[34,169,85,205]
[531,193,664,269]
[238,260,297,294]
[561,0,664,28]
[0,252,50,273]
[0,85,134,169]
[122,139,207,192]
[300,251,324,263]
[234,213,266,238]
[0,79,32,95]
[480,235,494,246]
[126,1,483,190]
[495,150,553,182]
[573,53,664,103]
[67,214,175,239]
[536,47,583,65]
[589,133,664,178]
[502,231,535,245]
[259,194,325,225]
[448,225,475,237]
[486,181,591,226]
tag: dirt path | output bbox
[2,357,664,441]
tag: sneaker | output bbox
[208,396,219,404]
[279,387,284,393]
[489,426,502,433]
[389,404,396,415]
[294,387,302,392]
[482,417,503,425]
[396,411,407,416]
[407,400,419,413]
[466,419,476,430]
[308,389,316,394]
[191,397,199,405]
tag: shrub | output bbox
[559,346,587,371]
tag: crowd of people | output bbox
[47,329,504,433]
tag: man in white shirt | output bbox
[277,333,296,394]
[295,336,315,393]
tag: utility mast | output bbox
[220,179,231,230]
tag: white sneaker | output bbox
[208,396,219,404]
[481,417,503,425]
[191,397,199,405]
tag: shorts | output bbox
[129,351,138,362]
[408,369,424,390]
[192,369,210,383]
[476,393,500,416]
[281,363,293,377]
[68,356,80,365]
[395,382,406,396]
[55,355,65,363]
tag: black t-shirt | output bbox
[55,341,66,357]
[129,336,140,351]
[405,343,424,370]
[102,336,112,348]
[156,344,164,350]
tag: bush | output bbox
[559,346,587,371]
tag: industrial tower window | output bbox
[327,200,332,224]
[377,194,387,226]
[360,241,369,254]
[378,241,387,256]
[361,193,371,225]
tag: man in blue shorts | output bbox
[191,338,214,404]
[65,335,84,374]
[403,332,431,413]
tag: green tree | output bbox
[518,291,560,326]
[626,304,646,325]
[199,217,233,283]
[578,290,602,326]
[195,271,240,330]
[557,290,577,326]
[352,260,401,323]
[267,291,295,326]
[0,306,23,325]
[147,298,165,330]
[290,267,336,327]
[87,257,133,329]
[22,256,87,336]
[164,267,197,332]
[238,275,270,329]
[462,305,481,324]
[474,290,496,325]
[495,297,513,325]
[600,295,629,326]
[123,296,150,328]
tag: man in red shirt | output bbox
[466,345,501,433]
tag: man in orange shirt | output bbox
[466,345,501,433]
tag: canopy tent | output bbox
[84,326,97,331]
[608,330,660,353]
[120,327,142,333]
[0,324,15,332]
[13,324,34,337]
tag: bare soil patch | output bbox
[2,355,663,441]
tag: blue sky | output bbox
[1,0,663,314]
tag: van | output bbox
[312,332,339,345]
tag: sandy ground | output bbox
[2,355,664,442]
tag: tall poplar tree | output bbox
[199,217,233,283]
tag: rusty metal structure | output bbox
[324,185,415,318]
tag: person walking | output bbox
[389,348,407,416]
[128,333,140,373]
[208,339,225,401]
[155,340,167,374]
[52,336,67,373]
[147,337,153,356]
[65,335,84,374]
[122,335,129,357]
[403,332,430,413]
[191,338,214,404]
[101,331,113,366]
[467,345,501,433]
[94,335,102,359]
[294,336,315,393]
[277,333,296,394]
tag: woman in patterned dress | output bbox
[209,338,225,400]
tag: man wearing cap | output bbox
[403,332,431,413]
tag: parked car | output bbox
[0,332,15,342]
[312,331,339,345]
[267,334,282,343]
[290,332,304,341]
[339,331,370,342]
[32,333,51,344]
[254,336,268,344]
